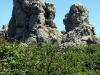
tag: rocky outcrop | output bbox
[61,2,100,49]
[8,1,100,49]
[2,24,8,30]
[0,24,8,38]
[0,31,4,38]
[44,2,57,28]
[8,0,62,44]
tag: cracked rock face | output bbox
[8,0,62,45]
[61,2,100,49]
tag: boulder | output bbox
[61,2,100,49]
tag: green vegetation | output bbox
[0,38,100,75]
[61,29,66,34]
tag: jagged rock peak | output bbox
[61,2,100,49]
[63,2,90,32]
[63,2,89,28]
[8,0,62,45]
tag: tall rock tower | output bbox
[8,0,62,44]
[61,2,100,49]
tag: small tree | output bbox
[61,29,66,34]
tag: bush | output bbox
[61,29,66,34]
[0,38,100,75]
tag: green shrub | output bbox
[61,29,66,34]
[0,38,100,75]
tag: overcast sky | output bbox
[0,0,100,36]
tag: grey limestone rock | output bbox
[0,31,5,38]
[8,1,100,49]
[61,2,100,49]
[0,24,8,39]
[2,24,8,30]
[44,2,57,28]
[63,2,89,32]
[8,0,62,45]
[36,26,62,44]
[8,16,16,37]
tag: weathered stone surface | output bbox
[0,31,4,38]
[0,24,8,38]
[45,2,55,20]
[8,0,62,45]
[8,17,16,37]
[44,2,57,28]
[36,27,62,44]
[61,2,100,49]
[63,2,89,32]
[7,1,100,49]
[2,24,8,30]
[20,26,63,45]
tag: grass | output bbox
[0,38,100,75]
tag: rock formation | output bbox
[61,2,100,49]
[2,24,8,30]
[0,24,8,39]
[8,1,100,49]
[8,0,62,44]
[0,31,5,38]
